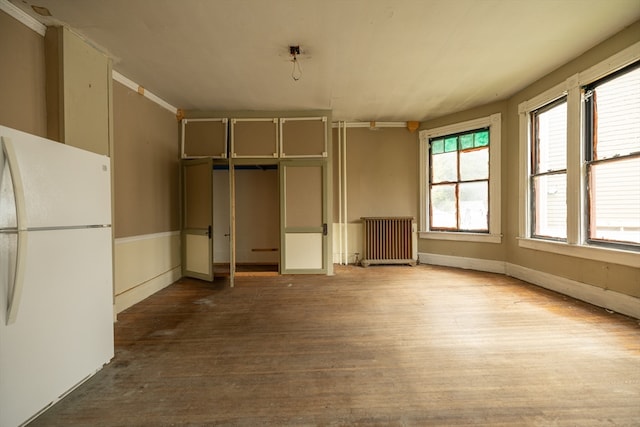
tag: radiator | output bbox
[361,217,416,267]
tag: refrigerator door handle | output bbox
[2,137,28,324]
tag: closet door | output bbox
[280,161,327,273]
[182,159,214,281]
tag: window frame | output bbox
[517,41,640,268]
[529,96,568,241]
[419,113,502,243]
[583,62,640,250]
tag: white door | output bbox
[182,159,213,281]
[280,161,327,274]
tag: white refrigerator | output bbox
[0,125,114,427]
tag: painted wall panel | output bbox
[114,232,181,313]
[336,127,418,222]
[0,10,46,137]
[113,81,179,238]
[44,26,110,155]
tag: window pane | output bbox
[460,147,489,181]
[432,152,457,183]
[431,184,457,228]
[459,181,488,231]
[535,101,567,172]
[474,130,489,147]
[431,139,444,154]
[444,137,458,152]
[532,173,567,239]
[460,134,474,150]
[593,66,640,160]
[589,157,640,245]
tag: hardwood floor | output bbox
[29,265,640,426]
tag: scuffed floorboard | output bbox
[29,265,640,426]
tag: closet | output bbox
[180,113,330,285]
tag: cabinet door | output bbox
[182,118,228,158]
[231,118,278,158]
[182,159,213,281]
[280,161,327,273]
[280,117,327,158]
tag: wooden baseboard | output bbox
[114,266,181,315]
[418,252,639,319]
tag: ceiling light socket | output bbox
[289,45,301,56]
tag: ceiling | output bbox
[10,0,640,121]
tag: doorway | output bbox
[210,164,280,277]
[234,165,279,275]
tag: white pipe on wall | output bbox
[331,122,407,128]
[342,122,348,265]
[337,121,343,265]
[331,120,408,265]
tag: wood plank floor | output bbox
[29,265,640,426]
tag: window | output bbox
[518,43,639,266]
[530,98,567,240]
[584,63,640,248]
[419,114,501,243]
[429,128,489,232]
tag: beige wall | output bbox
[112,81,181,312]
[113,81,180,238]
[0,10,46,137]
[503,21,640,297]
[44,26,110,155]
[333,127,418,223]
[417,101,508,262]
[419,21,640,297]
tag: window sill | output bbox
[419,231,502,244]
[517,238,639,268]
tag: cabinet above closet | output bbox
[280,117,327,158]
[231,118,279,158]
[181,115,328,160]
[181,118,228,158]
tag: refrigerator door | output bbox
[0,139,17,230]
[0,227,114,427]
[0,126,111,229]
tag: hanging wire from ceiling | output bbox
[290,45,302,82]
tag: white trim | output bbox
[418,252,640,319]
[418,252,506,274]
[518,110,530,239]
[506,263,640,320]
[518,43,640,256]
[578,41,640,86]
[517,80,567,114]
[112,70,178,114]
[114,230,179,245]
[114,266,181,314]
[418,113,501,242]
[517,238,639,268]
[419,231,502,243]
[0,0,46,36]
[418,129,427,233]
[565,75,582,245]
[419,115,497,139]
[112,70,138,93]
[331,122,407,128]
